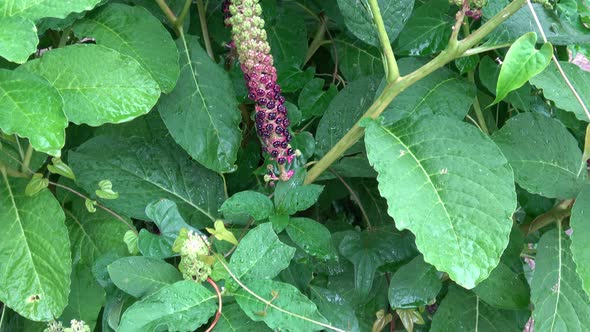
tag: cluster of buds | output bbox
[44,320,90,332]
[224,0,295,181]
[449,0,487,20]
[173,229,212,283]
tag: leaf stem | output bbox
[176,0,192,29]
[0,303,5,331]
[520,199,574,236]
[367,0,399,82]
[468,72,489,135]
[525,0,590,120]
[155,0,179,28]
[196,0,215,59]
[460,43,513,57]
[304,0,527,184]
[21,143,33,173]
[329,168,372,229]
[58,26,72,48]
[304,16,326,64]
[204,277,222,332]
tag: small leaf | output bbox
[274,183,324,215]
[571,184,590,297]
[25,173,48,197]
[220,190,274,221]
[123,230,138,255]
[494,32,553,104]
[47,157,76,180]
[206,220,238,245]
[388,255,442,309]
[118,280,217,332]
[96,180,119,200]
[108,256,182,298]
[84,198,96,213]
[0,16,38,64]
[286,218,336,260]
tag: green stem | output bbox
[176,0,192,29]
[304,17,326,64]
[460,43,513,57]
[196,0,214,59]
[463,23,489,135]
[0,160,28,178]
[304,0,527,184]
[0,302,5,331]
[520,199,573,236]
[367,0,399,82]
[155,0,178,28]
[21,143,33,173]
[58,26,72,48]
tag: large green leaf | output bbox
[264,3,308,71]
[492,112,586,199]
[0,177,71,321]
[315,76,381,156]
[530,61,590,122]
[158,35,241,173]
[0,0,102,21]
[286,218,337,260]
[431,285,528,332]
[334,35,384,81]
[494,32,552,104]
[364,116,516,289]
[531,227,590,331]
[571,184,590,297]
[220,191,274,221]
[59,263,105,331]
[69,136,225,228]
[298,78,338,120]
[381,58,475,125]
[64,200,129,265]
[235,279,328,332]
[388,255,442,309]
[19,44,160,126]
[213,303,271,332]
[118,280,217,332]
[336,0,414,47]
[0,69,66,156]
[73,3,179,93]
[310,287,360,332]
[394,0,452,56]
[274,184,324,216]
[108,256,182,298]
[0,16,37,64]
[228,223,295,289]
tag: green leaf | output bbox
[123,230,138,255]
[108,256,182,298]
[492,112,586,198]
[0,16,38,63]
[431,285,528,332]
[64,199,129,265]
[19,44,160,126]
[531,227,590,331]
[388,255,442,309]
[530,61,590,122]
[118,280,217,332]
[158,34,241,173]
[274,183,324,216]
[571,184,590,297]
[315,75,381,156]
[310,287,360,332]
[0,176,71,321]
[220,191,274,221]
[336,0,414,47]
[286,217,336,260]
[73,3,179,93]
[334,35,384,81]
[234,279,328,331]
[478,56,532,111]
[298,78,338,120]
[214,303,271,332]
[47,157,75,180]
[206,220,238,245]
[339,230,417,297]
[228,223,295,288]
[494,32,553,104]
[59,263,105,331]
[0,0,102,21]
[364,116,516,289]
[0,69,66,156]
[96,179,119,200]
[264,4,308,72]
[140,199,204,259]
[381,58,476,125]
[25,173,48,196]
[69,136,224,228]
[394,0,452,56]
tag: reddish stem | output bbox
[205,277,223,332]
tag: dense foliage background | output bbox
[1,0,590,331]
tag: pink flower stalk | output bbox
[225,0,295,181]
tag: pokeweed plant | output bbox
[0,0,589,331]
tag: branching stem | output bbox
[520,199,574,236]
[155,0,178,27]
[367,0,399,82]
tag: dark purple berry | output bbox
[260,75,270,84]
[276,117,283,124]
[277,104,286,113]
[277,157,286,164]
[287,148,294,155]
[277,96,285,104]
[257,98,267,106]
[273,84,281,93]
[266,124,274,131]
[268,112,277,120]
[248,92,256,100]
[283,119,290,127]
[275,126,284,134]
[266,101,276,109]
[265,83,275,90]
[244,73,250,81]
[271,150,279,157]
[272,141,281,148]
[281,141,288,149]
[257,88,265,96]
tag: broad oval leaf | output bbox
[69,135,225,228]
[334,35,384,81]
[494,32,553,104]
[388,255,442,309]
[158,35,241,173]
[364,115,516,289]
[60,262,105,331]
[0,0,102,21]
[108,256,182,298]
[0,177,71,321]
[118,280,217,332]
[336,0,414,47]
[492,112,586,199]
[214,303,271,332]
[220,190,274,221]
[531,227,590,331]
[0,16,38,64]
[286,217,336,260]
[73,3,179,93]
[0,69,66,156]
[571,184,590,297]
[19,44,161,126]
[235,279,328,332]
[530,61,590,122]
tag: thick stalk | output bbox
[304,0,527,184]
[196,0,214,59]
[155,0,178,27]
[367,0,399,82]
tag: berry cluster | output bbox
[224,0,295,181]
